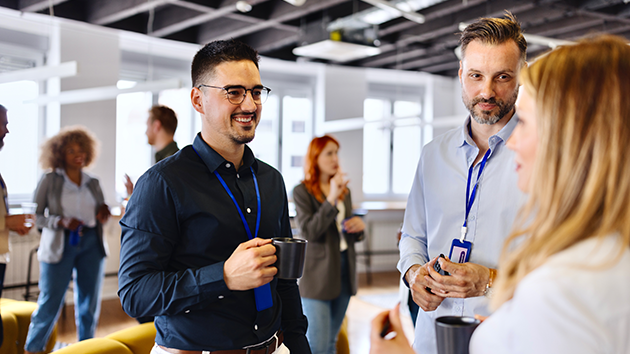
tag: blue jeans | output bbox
[302,251,352,354]
[25,227,104,352]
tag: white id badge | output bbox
[449,239,473,263]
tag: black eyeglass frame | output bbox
[197,84,271,105]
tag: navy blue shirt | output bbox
[118,134,310,352]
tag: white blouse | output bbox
[470,235,630,354]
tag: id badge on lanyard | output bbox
[452,142,492,263]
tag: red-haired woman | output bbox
[293,135,365,354]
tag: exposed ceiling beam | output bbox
[88,0,176,26]
[19,0,69,12]
[395,51,456,69]
[249,28,302,53]
[151,0,270,38]
[175,0,298,32]
[360,0,426,24]
[578,0,626,11]
[527,15,602,37]
[199,0,349,43]
[420,60,459,73]
[575,8,630,25]
[361,47,429,67]
[379,0,487,37]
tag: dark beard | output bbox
[230,113,257,144]
[465,87,518,125]
[231,131,255,145]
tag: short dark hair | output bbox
[0,104,6,112]
[149,105,178,135]
[191,39,260,87]
[460,11,527,63]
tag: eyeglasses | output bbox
[197,84,271,105]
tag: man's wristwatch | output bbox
[484,268,497,297]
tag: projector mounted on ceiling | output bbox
[292,22,381,63]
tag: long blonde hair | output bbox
[492,35,630,309]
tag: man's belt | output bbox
[158,331,284,354]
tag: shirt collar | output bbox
[56,168,90,188]
[192,133,258,174]
[458,112,519,148]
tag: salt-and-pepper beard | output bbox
[464,86,519,125]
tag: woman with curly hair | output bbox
[293,135,365,354]
[25,126,110,354]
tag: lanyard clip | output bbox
[460,226,467,242]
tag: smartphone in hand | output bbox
[380,318,391,338]
[433,254,450,276]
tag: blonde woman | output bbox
[371,35,630,353]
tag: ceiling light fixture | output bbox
[292,40,382,62]
[360,0,425,24]
[235,1,253,12]
[283,0,306,6]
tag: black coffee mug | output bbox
[435,316,480,354]
[271,237,308,279]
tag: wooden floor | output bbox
[56,271,414,353]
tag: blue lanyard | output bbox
[192,146,272,311]
[461,128,492,242]
[213,168,261,240]
[191,147,261,239]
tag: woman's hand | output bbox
[59,217,82,231]
[327,169,349,205]
[370,303,415,354]
[343,216,365,234]
[97,204,111,224]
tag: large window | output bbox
[363,96,427,198]
[248,89,313,195]
[0,80,40,203]
[115,81,153,199]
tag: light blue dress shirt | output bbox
[398,114,525,354]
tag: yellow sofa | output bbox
[0,299,57,354]
[53,322,156,354]
[53,320,345,354]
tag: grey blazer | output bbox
[34,171,108,263]
[293,183,364,300]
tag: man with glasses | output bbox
[118,40,310,354]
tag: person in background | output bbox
[118,39,310,354]
[0,104,34,346]
[123,104,179,324]
[124,104,179,196]
[293,135,365,354]
[398,12,526,354]
[371,34,630,354]
[25,126,110,354]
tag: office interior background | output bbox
[0,0,629,302]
